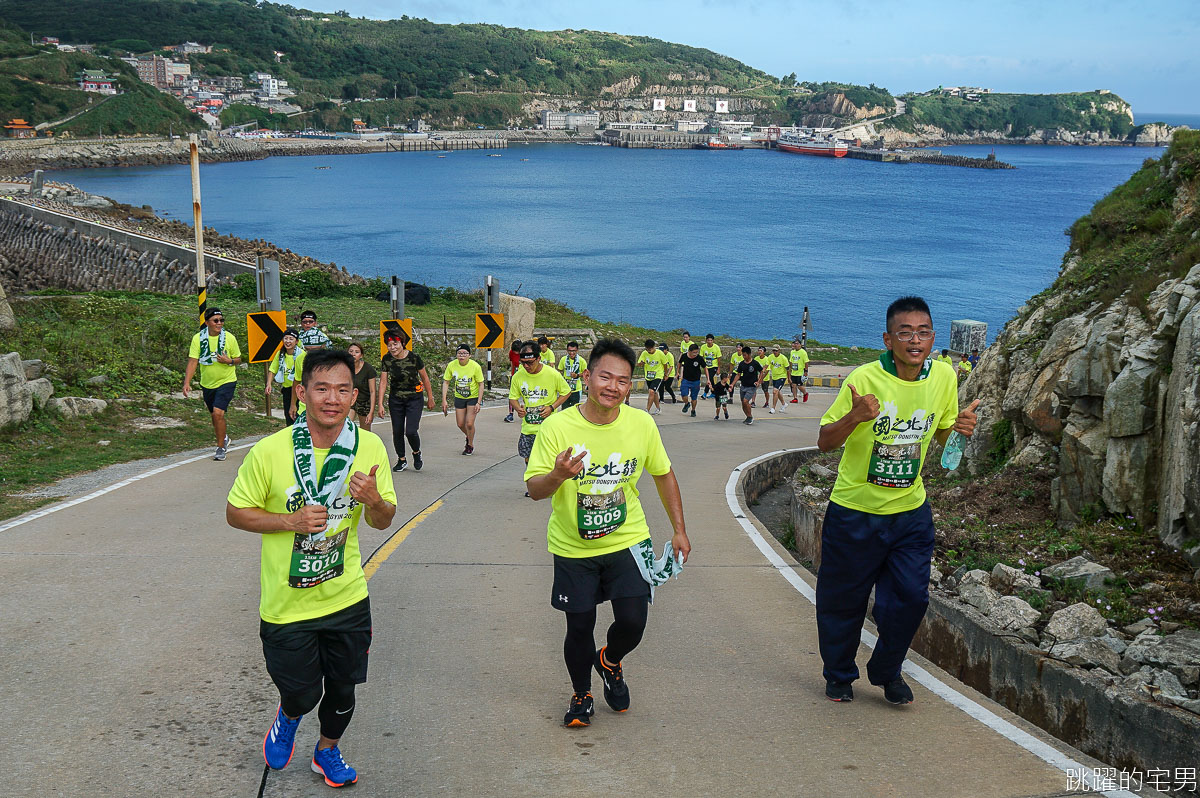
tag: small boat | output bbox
[698,136,744,150]
[314,166,331,170]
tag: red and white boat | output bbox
[776,132,848,158]
[698,136,744,150]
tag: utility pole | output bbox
[485,275,499,390]
[190,133,207,326]
[800,306,811,347]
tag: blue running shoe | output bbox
[262,705,301,769]
[312,744,358,787]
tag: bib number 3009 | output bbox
[577,489,627,540]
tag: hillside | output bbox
[884,90,1136,139]
[957,130,1200,566]
[0,0,773,100]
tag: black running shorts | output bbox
[260,597,372,695]
[560,391,582,409]
[202,381,236,413]
[453,396,479,410]
[551,547,650,612]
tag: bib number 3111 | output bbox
[866,440,921,489]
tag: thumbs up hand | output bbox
[954,399,982,436]
[349,464,382,505]
[848,384,880,425]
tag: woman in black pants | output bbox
[659,345,677,404]
[377,331,434,472]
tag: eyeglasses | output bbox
[209,317,224,323]
[893,330,934,341]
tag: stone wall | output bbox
[739,450,1200,779]
[0,204,243,295]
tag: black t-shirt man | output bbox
[678,353,706,382]
[735,359,764,387]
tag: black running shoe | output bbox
[883,677,913,705]
[563,692,594,727]
[825,681,854,702]
[412,451,423,471]
[690,410,696,417]
[594,648,630,712]
[393,458,408,472]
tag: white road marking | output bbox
[725,447,1135,798]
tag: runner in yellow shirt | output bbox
[266,328,305,425]
[699,334,722,398]
[538,336,556,368]
[509,340,572,465]
[441,344,485,456]
[788,337,810,404]
[226,348,397,788]
[754,346,771,408]
[765,344,790,414]
[557,341,586,410]
[936,349,954,368]
[183,307,243,461]
[815,296,978,705]
[635,340,670,415]
[525,338,691,727]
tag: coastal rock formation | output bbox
[959,134,1200,566]
[874,122,1187,148]
[0,274,15,330]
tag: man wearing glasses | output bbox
[815,296,978,706]
[509,341,570,465]
[184,307,243,461]
[299,310,331,352]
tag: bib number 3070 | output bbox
[577,489,627,540]
[866,440,921,489]
[289,529,347,588]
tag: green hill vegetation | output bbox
[885,90,1135,138]
[1027,129,1200,332]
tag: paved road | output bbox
[2,393,1124,797]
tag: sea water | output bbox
[51,142,1158,345]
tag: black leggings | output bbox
[563,596,649,694]
[660,377,676,402]
[280,677,357,741]
[282,386,297,426]
[388,395,423,459]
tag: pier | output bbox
[381,136,508,152]
[844,146,1015,168]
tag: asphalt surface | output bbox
[1,391,1126,797]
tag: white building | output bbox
[540,110,599,130]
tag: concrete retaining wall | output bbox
[739,448,1200,777]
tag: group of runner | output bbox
[203,297,980,790]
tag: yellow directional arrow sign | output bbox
[379,318,413,358]
[475,313,505,349]
[246,310,287,363]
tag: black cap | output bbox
[204,307,223,321]
[283,327,299,338]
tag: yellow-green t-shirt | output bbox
[558,354,585,392]
[637,349,671,380]
[699,343,722,370]
[936,354,953,367]
[443,359,484,400]
[539,348,556,368]
[678,341,694,358]
[959,360,973,374]
[766,354,789,380]
[754,356,770,378]
[663,353,676,378]
[820,359,958,515]
[227,425,397,624]
[509,365,571,434]
[188,330,241,389]
[269,348,304,388]
[789,348,810,376]
[524,405,672,558]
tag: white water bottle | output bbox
[941,431,965,471]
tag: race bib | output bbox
[577,489,628,539]
[289,528,348,588]
[866,440,921,489]
[719,396,729,406]
[525,407,547,425]
[455,378,472,398]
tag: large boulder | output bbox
[25,378,53,410]
[1157,288,1200,567]
[1123,629,1200,681]
[987,595,1041,631]
[49,396,108,419]
[0,351,33,428]
[1042,556,1114,592]
[956,569,999,614]
[1054,416,1108,524]
[1044,601,1108,642]
[0,278,15,331]
[1048,638,1122,673]
[991,563,1040,594]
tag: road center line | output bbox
[725,448,1135,798]
[362,500,443,581]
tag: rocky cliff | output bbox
[874,122,1180,148]
[960,130,1200,566]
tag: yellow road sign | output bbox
[379,318,414,358]
[246,310,287,363]
[475,313,505,349]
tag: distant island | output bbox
[0,0,1182,146]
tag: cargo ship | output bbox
[776,132,848,158]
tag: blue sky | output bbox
[320,0,1197,115]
